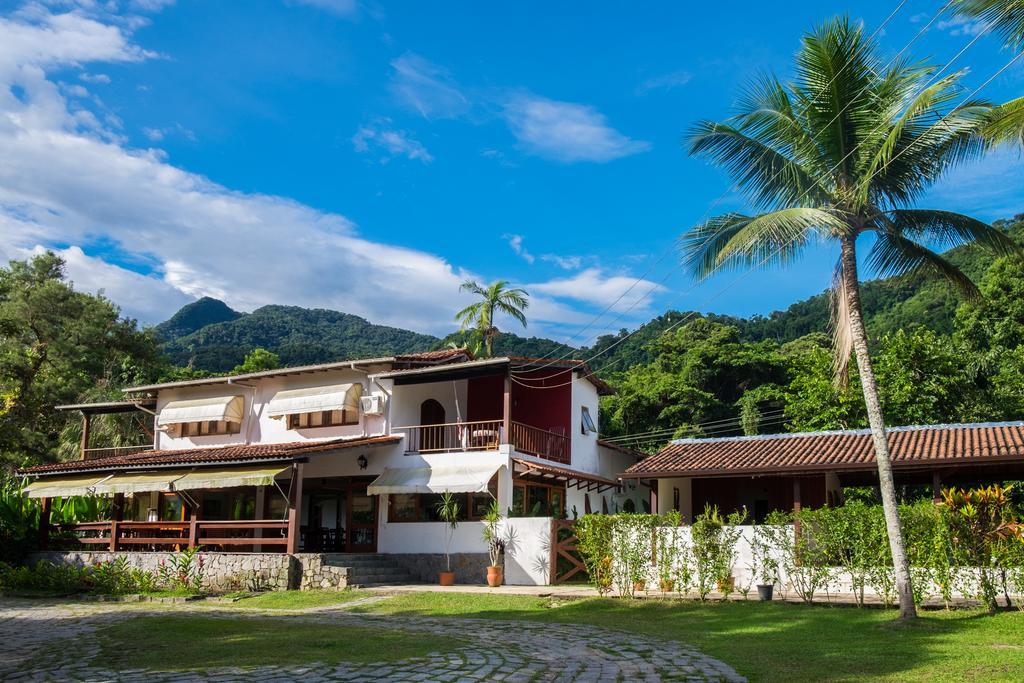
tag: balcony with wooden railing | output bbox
[53,520,290,551]
[396,419,570,464]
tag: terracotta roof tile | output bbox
[395,348,473,363]
[21,436,402,476]
[624,422,1024,477]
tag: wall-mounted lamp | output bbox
[357,454,368,470]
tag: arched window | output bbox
[420,399,445,425]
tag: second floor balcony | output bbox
[396,419,570,464]
[380,357,584,465]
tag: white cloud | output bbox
[142,126,163,141]
[541,254,582,270]
[528,268,666,313]
[0,6,639,339]
[289,0,358,17]
[502,93,650,163]
[935,16,988,37]
[503,233,534,264]
[79,71,110,83]
[389,53,470,120]
[352,120,433,163]
[635,69,692,95]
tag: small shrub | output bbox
[157,547,206,594]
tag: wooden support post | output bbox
[188,507,199,549]
[109,520,119,552]
[932,471,943,504]
[649,481,658,514]
[502,372,512,446]
[38,497,51,550]
[286,463,304,554]
[254,485,266,551]
[79,413,91,460]
[112,493,125,522]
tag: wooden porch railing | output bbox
[510,421,570,464]
[54,520,289,551]
[81,445,152,460]
[397,420,504,454]
[396,419,571,464]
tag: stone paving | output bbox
[0,597,745,682]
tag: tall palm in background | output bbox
[952,1,1024,146]
[679,17,1019,620]
[455,280,529,357]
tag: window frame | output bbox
[581,406,596,435]
[286,409,359,430]
[386,478,498,524]
[178,420,240,438]
[510,479,567,518]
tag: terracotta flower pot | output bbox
[486,566,503,587]
[633,580,646,593]
[659,579,675,593]
[439,571,455,586]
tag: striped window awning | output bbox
[266,383,363,418]
[156,395,245,427]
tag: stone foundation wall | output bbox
[389,553,488,584]
[293,553,349,590]
[26,551,350,592]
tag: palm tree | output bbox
[454,280,529,357]
[679,17,1019,620]
[951,1,1024,146]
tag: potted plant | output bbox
[435,491,460,586]
[482,501,505,587]
[752,523,778,601]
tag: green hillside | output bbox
[154,215,1024,374]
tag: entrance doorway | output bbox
[301,476,378,553]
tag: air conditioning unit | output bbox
[360,393,386,415]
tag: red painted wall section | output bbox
[466,369,572,435]
[467,374,504,421]
[510,369,571,435]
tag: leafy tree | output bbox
[454,280,529,357]
[0,253,162,469]
[232,348,280,374]
[600,319,789,447]
[678,18,1019,618]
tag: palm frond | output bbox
[984,95,1024,147]
[685,121,830,209]
[866,230,981,299]
[950,0,1024,50]
[882,209,1021,255]
[680,208,846,277]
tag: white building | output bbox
[22,349,644,585]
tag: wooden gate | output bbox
[549,519,586,584]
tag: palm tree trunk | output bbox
[840,237,917,620]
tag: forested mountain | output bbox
[153,215,1024,375]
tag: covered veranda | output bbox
[623,421,1024,521]
[19,436,400,554]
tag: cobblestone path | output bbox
[0,598,745,682]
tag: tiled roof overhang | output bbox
[623,422,1024,479]
[512,457,619,493]
[20,436,402,477]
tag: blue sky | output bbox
[1,0,1023,346]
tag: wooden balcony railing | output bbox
[397,419,571,464]
[397,420,503,454]
[510,421,570,464]
[81,445,153,460]
[54,520,289,551]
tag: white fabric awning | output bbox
[173,466,288,491]
[367,462,502,495]
[266,383,363,418]
[24,474,113,499]
[92,471,184,495]
[157,395,245,427]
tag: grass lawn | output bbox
[95,614,462,671]
[224,588,370,609]
[354,593,1024,682]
